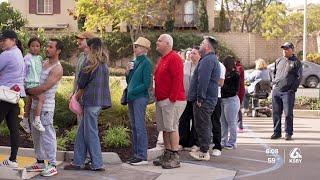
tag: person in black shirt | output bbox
[220,56,240,150]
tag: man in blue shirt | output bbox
[188,36,220,161]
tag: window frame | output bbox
[36,0,54,15]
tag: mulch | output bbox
[0,123,158,162]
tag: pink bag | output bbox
[69,95,83,115]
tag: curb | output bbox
[0,146,122,164]
[147,145,164,161]
[293,109,320,118]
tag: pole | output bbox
[303,0,307,61]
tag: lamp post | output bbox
[303,0,307,61]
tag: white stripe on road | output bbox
[236,127,284,179]
[243,149,266,153]
[223,155,268,163]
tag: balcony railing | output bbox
[175,13,198,27]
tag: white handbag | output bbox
[0,86,20,104]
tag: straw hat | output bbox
[134,37,151,50]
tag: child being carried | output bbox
[20,37,45,133]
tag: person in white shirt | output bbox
[210,56,226,157]
[179,46,201,150]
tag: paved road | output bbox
[180,116,320,180]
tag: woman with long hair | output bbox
[0,30,26,168]
[64,38,111,171]
[220,56,240,150]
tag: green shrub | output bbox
[58,34,78,61]
[65,125,78,143]
[54,77,77,129]
[61,61,75,76]
[146,104,156,123]
[0,122,9,136]
[109,67,126,76]
[100,79,129,127]
[57,136,68,151]
[307,53,320,65]
[103,126,130,148]
[296,96,320,110]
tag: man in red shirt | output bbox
[153,34,186,169]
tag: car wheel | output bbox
[305,76,319,88]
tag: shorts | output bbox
[155,98,186,132]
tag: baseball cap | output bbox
[203,35,218,48]
[75,31,96,39]
[281,42,294,49]
[0,30,18,40]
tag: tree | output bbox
[0,2,26,31]
[198,0,209,32]
[224,0,274,32]
[218,0,227,32]
[165,0,176,32]
[73,0,165,44]
[261,3,320,41]
[261,2,288,40]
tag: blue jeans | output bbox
[272,89,295,135]
[73,106,103,169]
[128,97,148,160]
[220,96,240,147]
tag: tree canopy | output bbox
[73,0,166,43]
[0,2,26,31]
[261,3,320,40]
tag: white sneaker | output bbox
[211,149,222,157]
[40,164,57,177]
[189,151,210,161]
[191,145,200,152]
[20,120,31,133]
[1,159,18,168]
[32,120,45,132]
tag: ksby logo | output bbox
[289,148,302,163]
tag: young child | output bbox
[20,37,45,133]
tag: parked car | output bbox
[267,60,320,88]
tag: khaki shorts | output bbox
[156,98,186,132]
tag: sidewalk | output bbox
[1,115,318,179]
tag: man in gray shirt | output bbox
[271,42,302,140]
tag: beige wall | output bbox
[114,32,317,68]
[213,33,318,67]
[8,0,78,31]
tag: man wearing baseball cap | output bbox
[271,42,302,140]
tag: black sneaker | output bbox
[126,157,136,164]
[129,158,148,166]
[271,133,282,139]
[285,134,292,140]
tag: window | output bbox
[37,0,53,14]
[184,1,196,25]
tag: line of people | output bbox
[0,29,302,176]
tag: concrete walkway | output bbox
[0,116,318,179]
